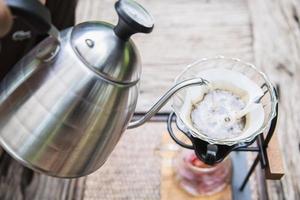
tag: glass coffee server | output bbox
[166,56,278,197]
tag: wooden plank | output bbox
[82,123,163,200]
[76,0,253,112]
[1,0,297,199]
[247,0,300,199]
[266,132,285,180]
[1,0,254,198]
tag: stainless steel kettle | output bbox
[0,0,207,177]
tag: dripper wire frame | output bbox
[166,103,278,199]
[167,112,194,150]
[166,97,278,199]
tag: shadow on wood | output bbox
[0,150,86,200]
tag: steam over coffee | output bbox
[191,89,246,140]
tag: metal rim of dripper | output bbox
[171,56,279,146]
[178,85,278,146]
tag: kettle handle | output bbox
[6,0,59,39]
[127,78,209,129]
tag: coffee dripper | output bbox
[168,57,278,165]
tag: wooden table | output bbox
[1,0,299,199]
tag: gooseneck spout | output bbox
[127,78,209,129]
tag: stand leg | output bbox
[258,134,267,168]
[239,154,259,191]
[239,105,278,191]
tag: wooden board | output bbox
[76,0,253,112]
[0,0,298,199]
[247,0,300,199]
[160,133,232,200]
[266,132,285,180]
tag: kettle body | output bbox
[0,23,140,177]
[0,0,208,177]
[0,0,154,177]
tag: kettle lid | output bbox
[114,0,154,39]
[70,0,154,85]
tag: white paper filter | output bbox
[179,68,265,145]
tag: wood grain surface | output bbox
[0,0,298,199]
[266,132,284,180]
[248,0,300,199]
[76,0,253,112]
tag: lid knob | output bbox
[114,0,154,40]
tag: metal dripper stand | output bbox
[165,83,281,200]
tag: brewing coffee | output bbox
[191,89,246,139]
